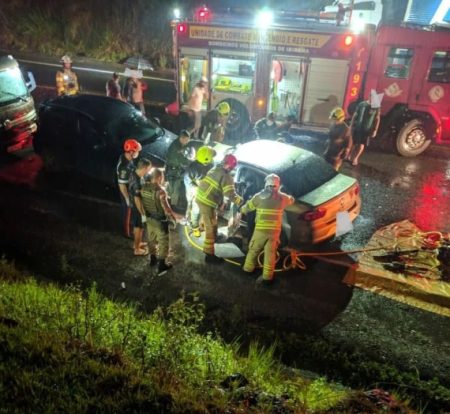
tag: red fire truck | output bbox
[169,6,450,156]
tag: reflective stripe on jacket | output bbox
[241,189,294,232]
[195,166,237,208]
[56,70,79,96]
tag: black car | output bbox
[33,95,178,186]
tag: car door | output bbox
[75,113,112,182]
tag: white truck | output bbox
[0,55,37,153]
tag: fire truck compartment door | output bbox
[302,58,349,126]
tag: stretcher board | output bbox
[343,220,450,317]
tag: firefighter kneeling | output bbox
[241,174,294,285]
[141,168,177,276]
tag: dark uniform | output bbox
[128,171,145,229]
[116,154,135,236]
[165,139,192,208]
[351,101,380,147]
[184,160,213,232]
[199,109,225,143]
[324,122,352,171]
[141,182,175,265]
[254,117,277,139]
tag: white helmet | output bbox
[61,55,72,64]
[265,173,280,190]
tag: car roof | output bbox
[44,94,133,122]
[233,139,318,174]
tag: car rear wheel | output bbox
[396,119,431,157]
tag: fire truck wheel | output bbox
[396,119,431,157]
[222,99,250,143]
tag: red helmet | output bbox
[123,139,142,153]
[223,154,237,170]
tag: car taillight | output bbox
[353,184,360,196]
[300,208,327,221]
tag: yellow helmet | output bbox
[330,107,345,121]
[196,146,216,165]
[217,101,231,116]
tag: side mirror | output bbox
[25,71,36,92]
[152,116,161,125]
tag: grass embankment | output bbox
[0,259,350,413]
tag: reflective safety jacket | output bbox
[56,69,79,96]
[241,189,294,232]
[141,182,174,221]
[196,166,239,208]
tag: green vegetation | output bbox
[0,259,350,413]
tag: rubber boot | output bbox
[157,259,173,276]
[205,254,224,264]
[149,254,157,267]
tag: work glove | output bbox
[234,195,243,207]
[141,215,147,224]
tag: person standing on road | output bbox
[187,77,209,138]
[323,107,352,171]
[106,72,123,100]
[56,55,79,96]
[348,89,382,166]
[116,138,142,238]
[129,158,153,256]
[141,168,177,276]
[199,102,230,144]
[184,145,216,238]
[241,174,294,286]
[165,130,193,211]
[124,75,147,115]
[195,154,242,264]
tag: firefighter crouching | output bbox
[184,145,216,238]
[141,168,177,276]
[195,153,242,264]
[56,55,79,96]
[241,174,294,285]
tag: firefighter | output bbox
[129,158,153,256]
[323,107,352,171]
[56,55,79,96]
[241,174,294,285]
[195,153,242,263]
[141,168,177,276]
[199,101,230,144]
[184,145,216,237]
[165,130,193,210]
[116,138,142,238]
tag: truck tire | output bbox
[221,99,250,143]
[396,119,431,157]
